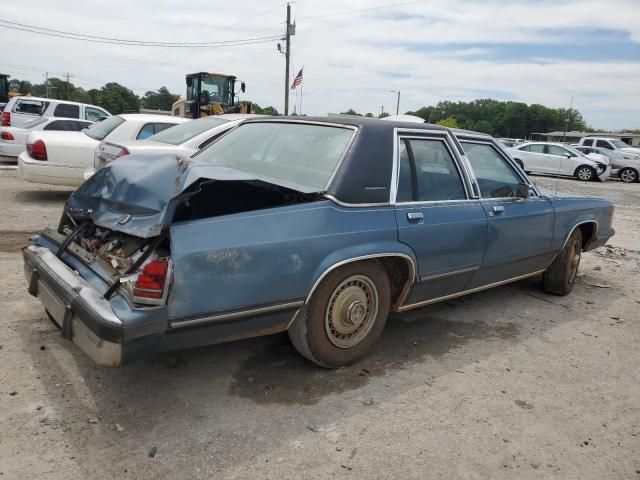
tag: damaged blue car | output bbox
[23,118,615,367]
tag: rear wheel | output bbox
[288,261,390,368]
[619,167,638,183]
[575,165,595,181]
[543,229,582,295]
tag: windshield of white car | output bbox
[610,139,629,148]
[194,122,355,191]
[84,115,125,141]
[148,117,229,145]
[21,118,48,129]
[598,148,625,159]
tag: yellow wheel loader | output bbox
[172,72,252,118]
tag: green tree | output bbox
[252,104,280,115]
[340,108,362,116]
[365,112,374,118]
[142,87,180,111]
[436,116,459,128]
[96,83,140,114]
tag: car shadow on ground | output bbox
[14,189,73,204]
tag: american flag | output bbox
[290,68,303,89]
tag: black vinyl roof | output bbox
[242,116,453,204]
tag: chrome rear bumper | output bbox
[23,245,123,367]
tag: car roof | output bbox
[118,113,191,123]
[9,96,85,106]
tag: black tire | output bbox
[543,229,582,296]
[619,167,638,183]
[288,261,391,368]
[45,309,61,329]
[575,165,595,182]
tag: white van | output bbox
[1,96,111,128]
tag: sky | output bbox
[1,0,639,130]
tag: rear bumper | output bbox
[23,244,124,366]
[0,143,21,157]
[18,152,84,187]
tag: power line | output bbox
[297,0,430,21]
[0,20,280,47]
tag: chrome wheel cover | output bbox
[325,275,379,349]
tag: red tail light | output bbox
[27,139,47,161]
[115,147,129,159]
[133,259,169,300]
[1,112,9,127]
[0,131,14,141]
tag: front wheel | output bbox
[575,165,596,182]
[542,229,582,295]
[619,167,639,183]
[288,261,391,368]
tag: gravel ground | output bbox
[0,171,638,479]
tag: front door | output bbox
[394,134,487,306]
[459,140,555,288]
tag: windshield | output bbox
[84,115,125,141]
[194,122,355,191]
[597,148,625,159]
[610,139,629,148]
[148,117,229,145]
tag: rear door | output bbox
[460,139,555,287]
[394,130,487,306]
[526,143,549,171]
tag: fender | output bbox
[304,241,418,308]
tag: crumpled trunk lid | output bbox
[66,154,267,238]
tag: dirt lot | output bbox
[0,170,638,479]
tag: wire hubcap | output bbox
[325,275,379,349]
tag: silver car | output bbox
[574,145,640,183]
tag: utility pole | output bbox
[283,3,294,115]
[561,95,574,143]
[65,72,73,100]
[380,105,385,117]
[389,90,400,115]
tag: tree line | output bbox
[7,77,280,116]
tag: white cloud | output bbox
[1,0,639,129]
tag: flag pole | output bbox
[300,81,303,115]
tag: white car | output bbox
[578,137,640,159]
[508,142,610,181]
[89,113,264,177]
[575,145,640,183]
[18,114,190,187]
[2,96,110,128]
[0,117,93,159]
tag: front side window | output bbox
[53,103,80,118]
[14,99,47,115]
[596,140,613,149]
[547,145,568,157]
[582,139,593,146]
[194,122,354,191]
[462,142,522,198]
[85,106,108,122]
[397,138,466,202]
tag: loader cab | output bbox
[0,74,9,108]
[186,72,241,118]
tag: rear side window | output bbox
[14,99,48,115]
[136,122,176,140]
[397,138,466,202]
[528,144,545,153]
[53,103,80,118]
[462,142,522,198]
[44,120,92,131]
[582,139,593,146]
[596,140,612,149]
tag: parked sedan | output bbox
[508,142,610,181]
[87,114,261,178]
[23,118,614,368]
[0,117,93,159]
[574,145,640,183]
[18,114,189,187]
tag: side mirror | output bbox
[240,82,246,93]
[515,183,532,199]
[564,153,573,158]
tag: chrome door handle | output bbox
[407,212,424,223]
[492,205,505,215]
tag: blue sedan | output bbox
[23,118,615,367]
